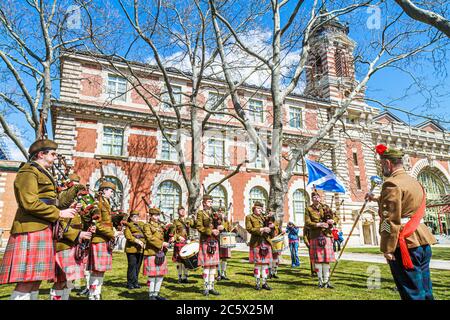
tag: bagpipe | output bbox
[141,196,173,242]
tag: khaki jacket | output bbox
[91,196,115,244]
[196,209,215,241]
[304,204,340,240]
[173,217,195,242]
[143,221,165,256]
[11,162,60,234]
[124,221,146,254]
[378,169,436,253]
[246,213,272,247]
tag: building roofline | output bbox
[372,110,406,124]
[415,119,447,132]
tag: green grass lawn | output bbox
[345,246,450,261]
[1,251,449,300]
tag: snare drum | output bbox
[179,242,200,270]
[271,234,285,253]
[219,232,237,248]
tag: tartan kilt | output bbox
[309,237,335,264]
[172,243,186,263]
[249,243,273,265]
[87,242,112,272]
[55,247,85,282]
[198,238,220,267]
[0,227,55,284]
[219,247,231,259]
[143,255,168,277]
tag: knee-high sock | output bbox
[30,290,39,300]
[88,276,102,300]
[261,265,269,284]
[208,268,216,290]
[63,281,74,300]
[254,265,261,286]
[177,264,183,279]
[50,288,63,300]
[155,277,164,295]
[148,277,157,297]
[315,264,324,284]
[271,259,278,274]
[203,268,210,291]
[84,270,91,289]
[322,264,330,283]
[182,264,189,279]
[10,291,31,300]
[221,260,227,276]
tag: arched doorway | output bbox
[418,169,449,235]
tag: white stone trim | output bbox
[129,129,157,137]
[88,163,131,212]
[150,168,188,208]
[411,158,450,186]
[76,122,98,129]
[243,175,270,216]
[128,157,156,164]
[74,151,96,158]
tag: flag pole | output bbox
[301,152,314,277]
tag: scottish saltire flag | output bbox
[305,159,346,193]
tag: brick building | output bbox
[1,14,449,246]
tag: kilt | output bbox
[143,255,168,277]
[55,247,85,282]
[249,243,273,265]
[0,227,55,284]
[172,242,186,263]
[198,238,220,267]
[219,247,231,259]
[87,242,112,272]
[309,237,335,264]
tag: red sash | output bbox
[398,187,426,270]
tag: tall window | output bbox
[107,75,127,102]
[353,152,359,166]
[156,181,181,221]
[207,92,226,118]
[102,127,124,156]
[289,107,303,129]
[206,136,225,166]
[335,49,348,77]
[355,175,362,190]
[248,99,264,123]
[313,55,323,77]
[161,132,178,161]
[293,189,308,226]
[161,85,182,110]
[418,169,448,234]
[208,184,227,210]
[249,186,268,210]
[95,176,123,211]
[248,143,266,169]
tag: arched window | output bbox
[95,176,123,211]
[208,184,227,210]
[334,49,348,77]
[292,189,309,226]
[249,186,268,211]
[155,180,181,221]
[418,169,447,235]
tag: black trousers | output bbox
[126,252,144,286]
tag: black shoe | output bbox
[178,278,183,284]
[255,284,261,291]
[126,284,135,290]
[155,295,167,300]
[209,289,220,296]
[221,275,230,280]
[325,282,334,289]
[272,274,279,279]
[149,296,158,300]
[133,284,141,289]
[216,275,222,281]
[181,278,189,284]
[262,283,272,291]
[77,288,89,296]
[318,283,324,288]
[203,290,209,296]
[268,273,273,279]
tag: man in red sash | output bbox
[366,144,436,300]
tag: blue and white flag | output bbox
[305,159,346,193]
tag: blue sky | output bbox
[2,0,449,161]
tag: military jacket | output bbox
[304,204,340,240]
[91,196,115,243]
[173,217,195,242]
[11,162,60,234]
[378,169,436,253]
[245,213,272,247]
[196,209,216,241]
[124,221,147,254]
[143,221,165,256]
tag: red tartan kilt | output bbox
[0,227,55,284]
[249,243,273,265]
[309,237,335,264]
[87,242,112,272]
[55,247,85,282]
[198,238,220,267]
[172,243,186,263]
[143,255,168,277]
[219,247,231,259]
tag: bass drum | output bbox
[179,241,200,270]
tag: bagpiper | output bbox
[0,139,77,300]
[50,173,92,300]
[143,208,170,300]
[245,201,273,291]
[366,144,436,300]
[304,191,340,288]
[86,181,116,300]
[196,195,222,296]
[267,211,284,279]
[172,206,196,283]
[123,210,146,289]
[217,207,232,281]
